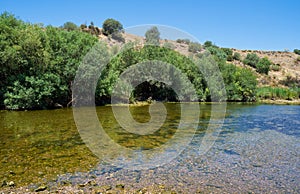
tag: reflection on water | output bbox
[0,103,299,193]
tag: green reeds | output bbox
[257,87,300,100]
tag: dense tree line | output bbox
[0,13,259,110]
[0,13,98,109]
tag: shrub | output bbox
[243,53,260,67]
[62,22,78,31]
[233,52,242,61]
[270,64,280,71]
[163,42,175,49]
[145,26,160,46]
[256,57,272,74]
[221,48,233,61]
[294,49,300,55]
[206,47,227,61]
[203,41,213,48]
[188,42,202,53]
[102,18,123,35]
[80,24,87,29]
[111,32,125,43]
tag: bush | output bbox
[294,49,300,55]
[102,18,123,35]
[221,63,257,101]
[188,42,202,53]
[206,47,227,62]
[233,52,242,61]
[256,57,272,74]
[62,22,78,31]
[163,42,175,49]
[111,32,125,43]
[243,53,260,68]
[80,24,87,29]
[270,64,280,71]
[145,26,160,46]
[203,41,213,48]
[221,48,233,61]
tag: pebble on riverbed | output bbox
[8,181,15,187]
[35,185,47,192]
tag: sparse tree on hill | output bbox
[145,26,160,46]
[102,18,123,35]
[62,22,78,31]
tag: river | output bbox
[0,103,299,193]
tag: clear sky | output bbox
[0,0,299,51]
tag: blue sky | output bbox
[0,0,299,51]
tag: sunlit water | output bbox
[0,104,299,193]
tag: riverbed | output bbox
[0,104,299,193]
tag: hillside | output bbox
[98,30,300,89]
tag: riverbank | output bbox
[259,99,300,105]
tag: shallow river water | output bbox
[0,103,299,193]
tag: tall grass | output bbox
[257,87,300,100]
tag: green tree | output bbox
[294,49,300,55]
[62,22,78,31]
[203,41,213,48]
[0,13,98,109]
[102,18,123,35]
[256,57,272,74]
[221,63,257,101]
[145,26,160,46]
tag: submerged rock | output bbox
[116,183,125,189]
[8,181,15,187]
[35,185,47,192]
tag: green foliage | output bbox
[145,26,160,46]
[206,47,227,62]
[102,18,123,35]
[243,53,260,68]
[257,87,300,100]
[61,22,78,31]
[294,49,300,55]
[4,73,66,110]
[80,24,87,29]
[188,42,202,53]
[233,52,242,61]
[0,13,261,109]
[221,48,233,61]
[203,41,213,48]
[256,57,272,74]
[98,45,206,103]
[270,64,280,71]
[111,32,125,42]
[0,13,98,109]
[220,63,257,101]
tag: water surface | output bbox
[0,104,299,193]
